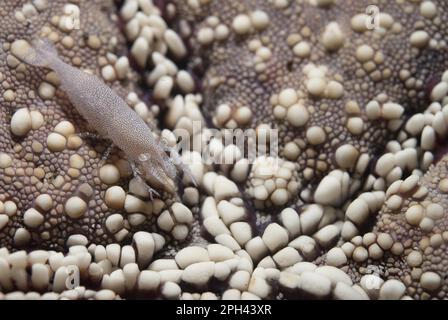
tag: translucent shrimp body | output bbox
[23,39,180,193]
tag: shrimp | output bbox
[22,38,194,196]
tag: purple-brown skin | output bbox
[23,39,189,195]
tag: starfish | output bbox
[0,0,448,300]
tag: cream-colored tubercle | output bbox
[22,39,195,195]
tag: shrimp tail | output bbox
[23,38,58,68]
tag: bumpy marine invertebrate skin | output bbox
[171,0,448,206]
[168,0,448,299]
[341,154,448,300]
[2,0,448,300]
[22,39,181,194]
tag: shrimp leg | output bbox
[130,161,160,200]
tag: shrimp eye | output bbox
[138,153,150,162]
